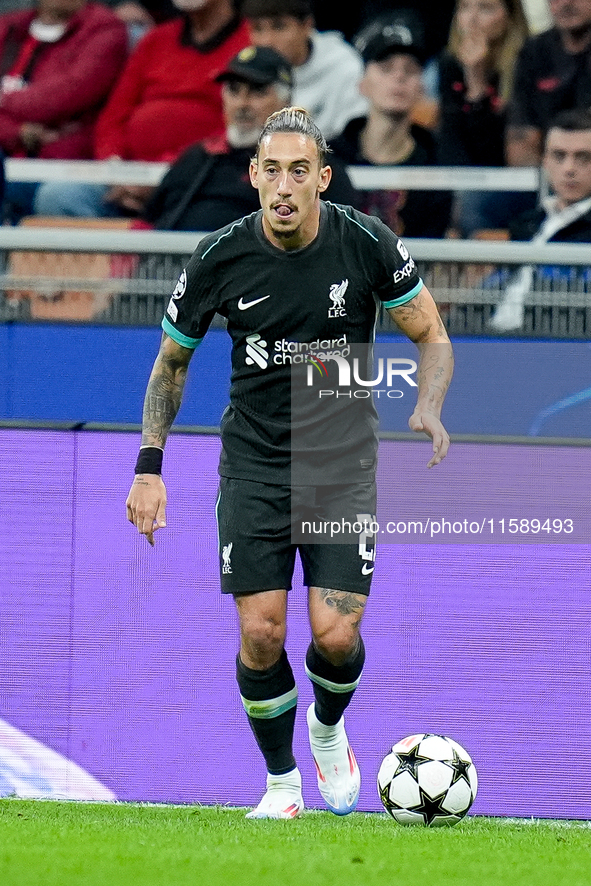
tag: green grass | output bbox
[0,800,589,886]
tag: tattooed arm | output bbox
[140,332,193,448]
[126,333,194,545]
[388,285,454,468]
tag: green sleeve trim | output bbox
[161,316,203,349]
[382,279,424,310]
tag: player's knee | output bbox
[241,616,286,666]
[312,624,360,667]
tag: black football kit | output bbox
[161,201,423,593]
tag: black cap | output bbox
[215,46,293,88]
[354,13,427,66]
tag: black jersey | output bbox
[162,201,423,485]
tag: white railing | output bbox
[0,226,199,254]
[0,226,587,264]
[0,229,589,324]
[4,159,541,192]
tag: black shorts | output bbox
[216,477,377,596]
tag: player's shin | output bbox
[237,650,303,819]
[305,639,364,814]
[305,637,365,725]
[236,649,298,774]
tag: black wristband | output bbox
[134,446,163,475]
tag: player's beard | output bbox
[227,123,262,150]
[272,228,299,241]
[267,209,300,241]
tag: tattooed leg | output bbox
[306,586,367,732]
[308,586,367,666]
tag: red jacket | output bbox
[94,15,249,162]
[0,3,128,158]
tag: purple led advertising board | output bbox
[1,428,589,818]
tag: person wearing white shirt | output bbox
[492,107,591,330]
[241,0,368,139]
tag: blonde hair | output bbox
[255,106,330,166]
[447,0,529,102]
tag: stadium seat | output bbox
[6,217,134,321]
[473,229,510,241]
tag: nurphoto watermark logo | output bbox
[305,352,417,399]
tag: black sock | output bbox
[236,649,297,775]
[305,638,365,726]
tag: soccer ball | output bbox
[377,733,478,826]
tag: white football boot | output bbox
[307,703,360,815]
[246,767,304,820]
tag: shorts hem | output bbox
[304,578,372,597]
[222,584,293,596]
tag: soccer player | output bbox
[126,106,454,819]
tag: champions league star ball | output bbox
[377,733,478,826]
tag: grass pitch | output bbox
[1,800,589,886]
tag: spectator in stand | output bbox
[34,0,249,218]
[0,0,128,221]
[436,0,529,235]
[462,0,591,233]
[330,13,452,238]
[438,0,528,167]
[240,0,368,139]
[310,1,456,60]
[491,108,591,330]
[140,45,358,231]
[507,0,591,167]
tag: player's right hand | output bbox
[126,474,167,546]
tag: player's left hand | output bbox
[408,410,450,468]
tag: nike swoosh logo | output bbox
[238,295,270,311]
[361,563,374,575]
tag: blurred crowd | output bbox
[1,0,591,283]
